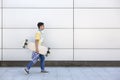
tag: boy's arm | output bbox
[35,39,39,53]
[35,31,41,53]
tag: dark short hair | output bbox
[37,22,44,29]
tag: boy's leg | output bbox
[39,54,45,71]
[24,61,33,74]
[39,54,48,73]
[25,52,39,74]
[26,61,34,70]
[26,52,39,70]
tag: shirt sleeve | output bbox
[35,32,41,40]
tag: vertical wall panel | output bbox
[3,49,32,61]
[43,29,73,48]
[3,29,36,49]
[0,29,1,48]
[0,50,1,60]
[0,0,2,61]
[75,9,120,28]
[3,29,73,49]
[3,0,73,7]
[0,0,1,8]
[3,9,73,29]
[74,49,120,61]
[75,0,120,7]
[74,29,120,48]
[3,49,73,61]
[0,29,1,60]
[46,49,73,61]
[0,7,1,29]
[0,0,1,49]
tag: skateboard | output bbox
[23,39,50,57]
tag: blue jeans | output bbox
[26,52,45,71]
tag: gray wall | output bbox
[0,0,120,61]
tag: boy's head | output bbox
[37,22,44,30]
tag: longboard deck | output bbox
[27,42,48,55]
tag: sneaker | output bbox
[41,70,49,73]
[24,68,29,74]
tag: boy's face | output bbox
[39,25,44,31]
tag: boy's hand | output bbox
[36,49,39,53]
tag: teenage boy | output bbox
[24,22,48,74]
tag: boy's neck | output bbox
[38,29,42,31]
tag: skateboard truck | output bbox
[46,47,50,57]
[23,39,28,48]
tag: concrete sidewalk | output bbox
[0,67,120,80]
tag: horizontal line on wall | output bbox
[1,28,120,29]
[0,7,120,9]
[74,28,120,29]
[1,48,120,49]
[75,7,120,9]
[1,28,73,29]
[2,7,73,9]
[2,27,74,29]
[75,48,120,49]
[1,48,73,49]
